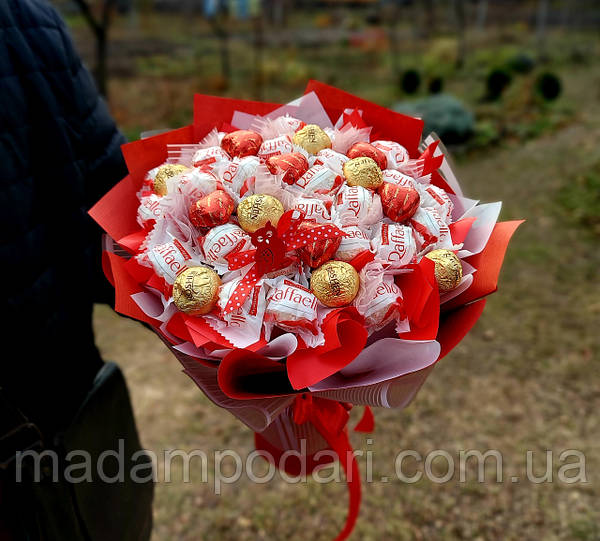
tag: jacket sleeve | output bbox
[47,4,129,304]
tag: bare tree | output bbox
[207,10,231,87]
[536,0,549,59]
[453,0,467,69]
[73,0,117,98]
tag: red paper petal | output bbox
[193,94,281,141]
[121,125,194,183]
[218,349,297,399]
[287,308,368,390]
[304,80,424,157]
[185,317,234,349]
[118,229,148,254]
[449,217,477,246]
[444,220,524,310]
[396,258,440,341]
[437,299,487,359]
[105,253,157,326]
[354,405,375,433]
[89,175,140,245]
[430,170,456,196]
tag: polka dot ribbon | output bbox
[223,210,344,314]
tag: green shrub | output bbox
[394,94,475,145]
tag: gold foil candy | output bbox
[310,260,360,307]
[292,124,332,155]
[173,266,221,316]
[153,164,189,196]
[343,157,383,190]
[237,194,284,233]
[424,249,463,292]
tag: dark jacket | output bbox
[0,0,127,438]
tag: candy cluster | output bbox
[135,119,463,345]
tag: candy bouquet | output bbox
[90,81,522,540]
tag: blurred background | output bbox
[55,0,598,539]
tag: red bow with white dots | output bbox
[223,210,345,314]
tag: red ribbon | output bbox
[292,395,361,541]
[224,210,344,314]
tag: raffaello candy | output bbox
[220,156,260,197]
[218,277,266,325]
[293,197,331,223]
[416,184,454,222]
[144,236,204,284]
[176,168,218,198]
[371,140,410,170]
[192,146,230,169]
[137,194,163,227]
[382,169,416,188]
[295,165,343,194]
[363,276,404,330]
[264,277,319,334]
[335,225,371,261]
[313,148,349,176]
[202,223,250,269]
[258,135,294,160]
[335,184,373,225]
[410,207,452,253]
[371,223,416,268]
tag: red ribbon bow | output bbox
[224,210,344,314]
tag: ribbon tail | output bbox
[323,429,361,541]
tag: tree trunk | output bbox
[453,0,467,69]
[73,0,115,99]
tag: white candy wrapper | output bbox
[264,277,319,335]
[328,124,372,155]
[202,223,250,273]
[363,276,404,331]
[192,146,230,169]
[382,169,416,188]
[295,165,343,194]
[176,168,218,198]
[210,278,266,348]
[334,184,374,225]
[372,140,410,169]
[371,223,416,268]
[219,156,260,199]
[335,224,371,261]
[313,148,349,176]
[293,197,331,223]
[145,235,204,284]
[251,115,305,140]
[417,184,454,223]
[257,135,294,160]
[137,194,163,227]
[410,207,452,253]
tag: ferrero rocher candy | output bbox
[189,190,235,228]
[343,157,383,190]
[153,164,189,196]
[292,124,332,155]
[346,142,387,171]
[221,130,263,158]
[173,266,221,316]
[310,261,360,307]
[424,249,463,292]
[237,194,284,233]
